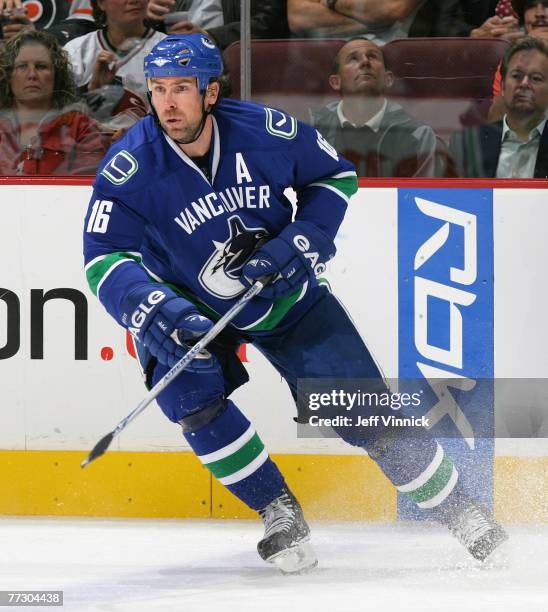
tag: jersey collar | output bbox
[163,115,220,184]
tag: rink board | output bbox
[0,180,546,521]
[0,451,544,523]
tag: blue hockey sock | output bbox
[368,429,459,510]
[184,399,286,511]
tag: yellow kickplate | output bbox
[0,451,545,522]
[0,450,210,518]
[494,456,547,523]
[212,454,397,521]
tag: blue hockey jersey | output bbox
[83,98,358,332]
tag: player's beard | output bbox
[160,95,210,145]
[162,113,207,144]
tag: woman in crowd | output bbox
[0,29,106,175]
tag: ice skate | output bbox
[446,500,508,561]
[257,489,317,574]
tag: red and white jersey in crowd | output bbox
[68,0,93,20]
[64,28,166,100]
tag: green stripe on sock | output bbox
[86,252,142,296]
[314,175,358,198]
[406,455,454,504]
[204,433,265,479]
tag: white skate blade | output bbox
[269,542,318,574]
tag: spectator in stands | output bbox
[468,0,522,39]
[145,0,289,50]
[288,0,497,44]
[311,38,447,176]
[489,0,548,119]
[287,1,543,44]
[0,30,106,174]
[64,0,164,99]
[0,0,97,44]
[0,0,33,41]
[47,1,98,45]
[449,37,548,177]
[464,0,517,22]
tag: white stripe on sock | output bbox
[397,442,444,493]
[197,424,255,465]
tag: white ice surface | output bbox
[0,518,546,612]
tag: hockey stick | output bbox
[81,277,270,468]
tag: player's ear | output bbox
[205,81,220,107]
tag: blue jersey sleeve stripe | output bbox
[84,251,141,273]
[84,254,108,273]
[86,251,142,296]
[96,259,139,300]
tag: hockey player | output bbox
[83,33,507,573]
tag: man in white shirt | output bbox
[496,114,547,177]
[449,36,548,178]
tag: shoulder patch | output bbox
[101,150,139,185]
[265,108,297,140]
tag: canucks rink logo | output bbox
[198,216,269,299]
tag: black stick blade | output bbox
[81,431,115,468]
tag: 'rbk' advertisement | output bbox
[398,188,494,518]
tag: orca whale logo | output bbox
[198,216,269,299]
